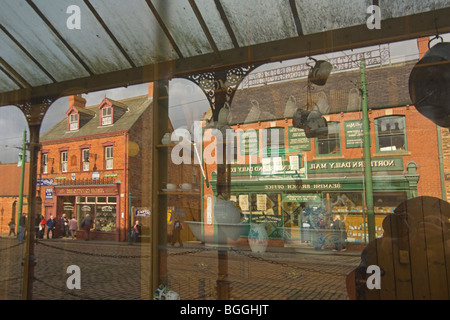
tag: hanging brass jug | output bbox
[308,58,333,86]
[409,40,450,127]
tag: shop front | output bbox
[208,156,419,247]
[52,184,122,241]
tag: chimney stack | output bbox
[417,37,429,60]
[69,94,86,109]
[148,82,154,98]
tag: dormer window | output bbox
[102,107,112,126]
[98,98,127,127]
[69,114,79,131]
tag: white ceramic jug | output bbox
[248,223,268,254]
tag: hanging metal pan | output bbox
[409,40,450,127]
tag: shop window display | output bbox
[76,196,117,232]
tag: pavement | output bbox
[0,234,363,300]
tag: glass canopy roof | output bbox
[1,0,450,104]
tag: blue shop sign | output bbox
[37,178,54,186]
[135,208,151,216]
[45,188,53,200]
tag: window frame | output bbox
[41,153,48,174]
[375,115,407,153]
[82,149,90,171]
[315,121,342,156]
[69,113,79,131]
[101,107,112,126]
[262,127,286,158]
[61,151,68,173]
[105,146,113,170]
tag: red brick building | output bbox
[199,40,444,245]
[0,162,29,234]
[37,86,154,241]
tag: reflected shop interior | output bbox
[0,1,450,301]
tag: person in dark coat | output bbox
[46,215,56,239]
[171,218,183,247]
[331,214,347,252]
[81,214,93,241]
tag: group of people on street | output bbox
[304,211,348,252]
[7,214,84,241]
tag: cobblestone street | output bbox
[0,236,361,300]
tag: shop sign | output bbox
[92,172,100,180]
[230,158,306,177]
[344,120,365,148]
[55,185,118,196]
[308,157,402,173]
[37,178,54,186]
[135,208,151,216]
[101,206,113,212]
[264,183,342,191]
[239,129,259,155]
[45,188,53,200]
[288,126,311,151]
[283,194,321,203]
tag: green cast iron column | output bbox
[360,58,376,242]
[17,129,26,235]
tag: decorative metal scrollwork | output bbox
[16,97,56,126]
[183,64,259,121]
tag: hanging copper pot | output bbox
[308,58,333,86]
[409,40,450,127]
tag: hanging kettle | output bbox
[308,58,333,86]
[409,39,450,127]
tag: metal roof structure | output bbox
[1,0,450,107]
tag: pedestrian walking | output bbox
[18,213,27,242]
[331,214,347,252]
[132,220,141,243]
[61,214,69,238]
[8,219,16,237]
[39,215,46,239]
[171,218,183,247]
[81,214,93,241]
[68,216,78,240]
[34,215,40,239]
[46,215,56,239]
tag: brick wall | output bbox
[0,197,28,234]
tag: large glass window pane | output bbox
[376,116,407,151]
[316,122,341,155]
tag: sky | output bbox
[0,34,449,164]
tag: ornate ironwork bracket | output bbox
[181,64,261,122]
[16,97,57,128]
